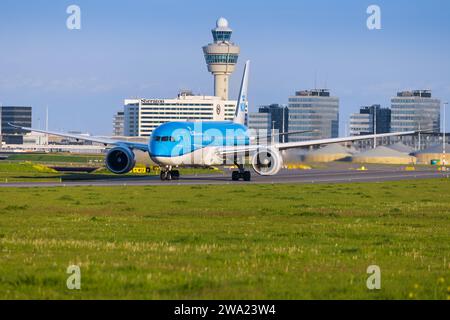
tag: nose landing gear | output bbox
[159,167,180,181]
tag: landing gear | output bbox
[159,168,180,181]
[232,163,251,182]
[171,170,180,180]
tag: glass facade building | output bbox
[248,112,270,137]
[0,106,32,144]
[391,90,440,133]
[248,105,289,143]
[350,105,391,136]
[288,89,339,142]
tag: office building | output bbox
[391,90,440,133]
[288,89,339,142]
[113,111,124,136]
[248,104,289,142]
[248,112,270,139]
[203,17,240,100]
[349,113,371,136]
[248,112,270,131]
[350,105,391,136]
[0,106,32,145]
[124,90,237,137]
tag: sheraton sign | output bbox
[141,99,165,105]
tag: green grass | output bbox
[0,179,449,299]
[0,162,222,183]
[0,162,62,182]
[6,153,104,163]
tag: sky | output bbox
[0,0,449,135]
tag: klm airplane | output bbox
[13,61,421,181]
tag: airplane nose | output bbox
[151,142,170,157]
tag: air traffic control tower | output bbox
[203,17,240,100]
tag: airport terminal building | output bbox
[124,91,237,137]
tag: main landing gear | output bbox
[160,168,180,181]
[232,163,251,182]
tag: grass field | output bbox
[0,179,449,300]
[0,162,222,183]
[5,153,104,163]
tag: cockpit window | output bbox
[155,136,176,142]
[159,136,176,142]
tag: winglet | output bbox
[233,60,250,125]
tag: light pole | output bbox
[0,101,2,150]
[271,120,276,144]
[282,107,285,143]
[373,108,377,149]
[443,102,448,167]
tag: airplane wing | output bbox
[267,130,316,140]
[274,130,421,151]
[217,130,423,155]
[9,124,149,152]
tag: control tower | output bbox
[203,17,240,100]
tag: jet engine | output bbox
[251,147,283,176]
[105,146,136,174]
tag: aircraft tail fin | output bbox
[233,60,250,125]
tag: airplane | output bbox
[11,60,424,182]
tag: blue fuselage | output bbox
[149,121,249,164]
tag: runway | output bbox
[1,167,448,188]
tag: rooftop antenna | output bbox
[46,106,49,131]
[45,106,49,146]
[314,70,318,89]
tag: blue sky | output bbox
[0,0,449,135]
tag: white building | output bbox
[23,132,48,145]
[350,113,372,136]
[124,91,237,137]
[113,111,124,136]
